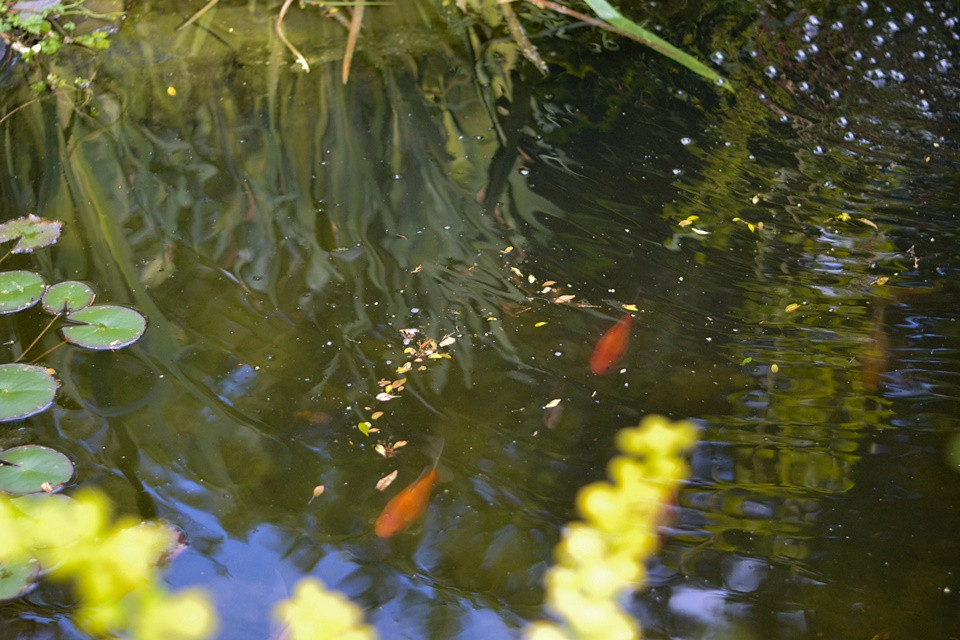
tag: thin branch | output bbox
[15,314,61,363]
[28,340,67,365]
[501,1,549,75]
[277,0,310,71]
[0,98,41,128]
[342,3,365,84]
[177,0,220,32]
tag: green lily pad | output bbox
[41,280,95,315]
[0,445,74,495]
[61,304,147,351]
[0,215,62,254]
[0,364,59,422]
[0,559,40,602]
[0,270,46,314]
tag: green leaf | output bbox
[0,445,74,495]
[0,363,58,422]
[0,270,46,314]
[0,559,40,601]
[582,0,732,91]
[0,214,62,253]
[60,304,147,350]
[41,280,95,314]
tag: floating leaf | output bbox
[0,364,59,422]
[376,470,398,492]
[544,398,562,409]
[375,393,396,402]
[741,357,753,365]
[371,411,384,420]
[358,421,372,436]
[0,445,74,495]
[0,271,46,314]
[0,215,62,254]
[308,485,325,503]
[534,322,547,328]
[0,559,40,601]
[784,303,801,313]
[622,304,638,312]
[60,304,147,350]
[553,295,576,304]
[41,281,95,314]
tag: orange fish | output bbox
[590,314,632,375]
[375,450,443,538]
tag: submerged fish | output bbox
[375,444,443,538]
[590,313,632,375]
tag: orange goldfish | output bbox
[590,313,632,375]
[375,449,443,538]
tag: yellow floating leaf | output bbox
[427,353,452,359]
[376,470,398,492]
[544,398,562,409]
[501,246,514,254]
[784,303,801,313]
[622,304,638,312]
[751,194,760,204]
[392,378,407,387]
[396,362,412,373]
[553,294,576,304]
[374,444,387,457]
[534,321,547,327]
[371,411,384,420]
[166,86,177,96]
[542,280,557,287]
[771,363,779,373]
[393,440,408,450]
[358,421,372,435]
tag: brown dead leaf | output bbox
[858,217,879,230]
[553,294,576,304]
[371,411,384,420]
[376,470,399,492]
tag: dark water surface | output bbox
[1,0,959,638]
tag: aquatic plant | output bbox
[526,415,698,640]
[0,0,114,62]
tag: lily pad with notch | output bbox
[0,363,59,422]
[0,215,62,254]
[0,445,74,495]
[41,280,95,315]
[61,304,147,351]
[0,270,46,314]
[0,558,40,602]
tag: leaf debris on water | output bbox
[376,392,398,402]
[308,485,325,503]
[376,470,399,492]
[784,303,801,313]
[622,304,638,312]
[358,421,372,436]
[544,398,562,409]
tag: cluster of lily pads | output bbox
[0,213,146,601]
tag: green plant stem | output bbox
[28,340,67,365]
[15,314,61,363]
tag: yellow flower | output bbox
[274,578,377,640]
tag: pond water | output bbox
[2,0,959,638]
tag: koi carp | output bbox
[590,313,632,375]
[375,442,444,538]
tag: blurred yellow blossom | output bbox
[274,577,378,640]
[526,415,697,640]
